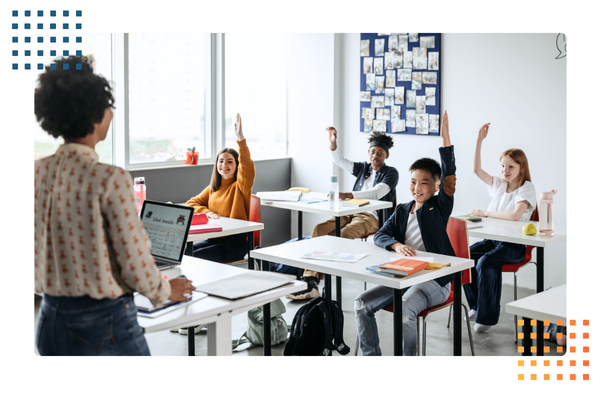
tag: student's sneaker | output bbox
[177,325,207,335]
[286,277,320,300]
[464,309,477,322]
[474,323,493,333]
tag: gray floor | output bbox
[34,267,566,357]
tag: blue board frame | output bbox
[359,33,441,136]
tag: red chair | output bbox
[502,207,539,342]
[411,217,474,355]
[225,195,261,265]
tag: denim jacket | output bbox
[351,162,399,222]
[374,145,457,288]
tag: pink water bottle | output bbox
[539,189,557,236]
[134,177,146,213]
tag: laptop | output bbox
[139,200,194,270]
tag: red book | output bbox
[378,259,429,276]
[189,223,223,234]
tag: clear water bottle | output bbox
[329,175,339,210]
[134,177,146,213]
[539,189,557,236]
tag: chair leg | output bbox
[514,273,518,344]
[462,303,475,356]
[447,305,452,328]
[422,316,427,356]
[417,316,422,356]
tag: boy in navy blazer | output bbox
[355,111,456,356]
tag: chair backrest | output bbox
[530,205,539,222]
[446,217,471,286]
[249,195,261,248]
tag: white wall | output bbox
[287,34,336,235]
[332,33,567,290]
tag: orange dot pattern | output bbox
[516,318,591,381]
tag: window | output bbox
[33,33,289,167]
[224,33,287,158]
[127,33,210,165]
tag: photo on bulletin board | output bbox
[359,33,441,136]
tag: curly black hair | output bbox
[367,131,394,152]
[34,55,114,140]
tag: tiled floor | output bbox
[34,273,566,357]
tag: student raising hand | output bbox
[327,126,338,151]
[234,113,245,141]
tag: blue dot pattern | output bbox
[11,9,86,71]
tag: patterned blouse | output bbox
[34,143,171,306]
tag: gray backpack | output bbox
[232,298,289,350]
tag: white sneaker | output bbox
[178,325,207,335]
[464,309,477,322]
[474,323,492,332]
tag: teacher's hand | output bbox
[168,278,195,302]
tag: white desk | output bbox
[462,216,566,356]
[184,217,264,269]
[259,192,393,304]
[506,285,566,356]
[137,256,305,356]
[251,236,474,356]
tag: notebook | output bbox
[140,200,194,270]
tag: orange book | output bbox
[378,258,429,276]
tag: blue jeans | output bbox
[193,233,247,263]
[463,239,526,326]
[36,293,151,356]
[355,281,451,356]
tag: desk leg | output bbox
[522,317,532,356]
[453,271,462,356]
[536,247,544,356]
[335,217,343,306]
[247,232,254,270]
[393,288,403,356]
[188,327,195,356]
[324,274,333,356]
[263,302,271,356]
[207,318,232,356]
[185,241,194,257]
[297,211,303,240]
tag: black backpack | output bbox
[283,296,350,356]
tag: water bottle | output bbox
[329,175,339,210]
[134,177,146,213]
[539,189,557,236]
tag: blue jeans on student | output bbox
[354,281,451,356]
[463,239,526,326]
[193,233,247,263]
[36,293,151,356]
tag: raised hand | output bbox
[326,126,338,150]
[234,113,244,141]
[477,123,490,142]
[440,110,450,147]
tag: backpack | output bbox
[232,298,289,350]
[284,296,350,356]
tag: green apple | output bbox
[522,223,537,235]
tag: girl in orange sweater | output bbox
[186,114,255,263]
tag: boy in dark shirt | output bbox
[355,111,456,356]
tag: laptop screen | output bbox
[139,200,194,263]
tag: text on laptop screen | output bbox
[141,203,191,261]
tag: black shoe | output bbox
[286,277,320,300]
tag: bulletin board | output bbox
[359,33,441,136]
